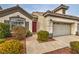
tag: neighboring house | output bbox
[0,5,33,32]
[0,4,79,37]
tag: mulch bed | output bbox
[48,38,56,42]
[44,47,72,54]
[38,38,55,43]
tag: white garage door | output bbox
[53,23,71,36]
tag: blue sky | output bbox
[0,4,79,16]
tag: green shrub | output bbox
[12,26,26,40]
[70,41,79,53]
[0,23,11,39]
[0,39,5,44]
[0,39,23,54]
[37,31,49,42]
[26,30,32,37]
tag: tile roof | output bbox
[0,5,33,19]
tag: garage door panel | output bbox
[53,23,71,36]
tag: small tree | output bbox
[12,26,26,40]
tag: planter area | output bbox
[0,23,32,54]
[37,31,55,43]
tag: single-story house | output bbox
[32,4,79,37]
[0,4,79,37]
[0,5,33,32]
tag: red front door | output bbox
[32,21,37,32]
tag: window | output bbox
[10,16,26,29]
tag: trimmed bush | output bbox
[26,30,32,37]
[12,26,26,40]
[0,39,5,44]
[37,31,49,42]
[70,41,79,53]
[0,39,23,54]
[0,23,11,39]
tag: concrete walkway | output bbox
[26,35,79,54]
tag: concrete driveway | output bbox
[26,35,79,54]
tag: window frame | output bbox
[9,16,26,30]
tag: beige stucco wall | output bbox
[37,16,46,31]
[37,14,79,35]
[32,13,47,32]
[0,12,32,32]
[55,9,64,14]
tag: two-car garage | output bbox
[53,22,71,37]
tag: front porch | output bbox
[26,34,79,54]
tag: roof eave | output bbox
[0,5,33,19]
[44,14,79,21]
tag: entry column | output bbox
[49,19,53,38]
